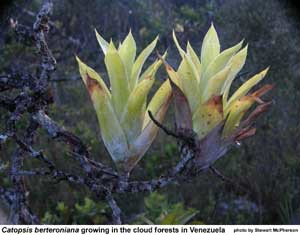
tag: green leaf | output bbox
[163,59,181,88]
[203,65,231,102]
[76,56,110,97]
[223,84,273,136]
[173,34,201,83]
[119,31,136,86]
[104,41,130,116]
[121,76,155,143]
[187,41,201,80]
[201,23,220,72]
[223,96,255,137]
[177,56,200,113]
[200,40,243,94]
[127,93,171,172]
[140,51,166,81]
[131,36,159,88]
[76,56,129,164]
[222,45,248,106]
[225,67,269,111]
[143,80,172,129]
[193,96,223,139]
[204,40,243,80]
[172,30,185,57]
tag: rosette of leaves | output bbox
[76,30,172,174]
[164,24,273,170]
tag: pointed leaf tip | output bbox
[226,66,270,110]
[201,22,220,71]
[235,127,256,141]
[119,29,136,84]
[130,35,159,88]
[172,30,185,57]
[95,29,109,54]
[241,101,272,128]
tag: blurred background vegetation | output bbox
[0,0,300,224]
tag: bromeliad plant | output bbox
[76,31,171,174]
[163,24,273,170]
[76,25,273,175]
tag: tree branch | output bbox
[105,193,122,225]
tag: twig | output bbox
[209,166,231,182]
[209,166,249,193]
[148,111,179,139]
[32,110,94,174]
[33,0,56,77]
[105,193,122,225]
[148,110,196,148]
[0,187,14,205]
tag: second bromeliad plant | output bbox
[76,24,273,176]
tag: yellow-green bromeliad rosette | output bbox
[76,31,171,174]
[163,24,273,169]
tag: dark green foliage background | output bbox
[0,0,299,224]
